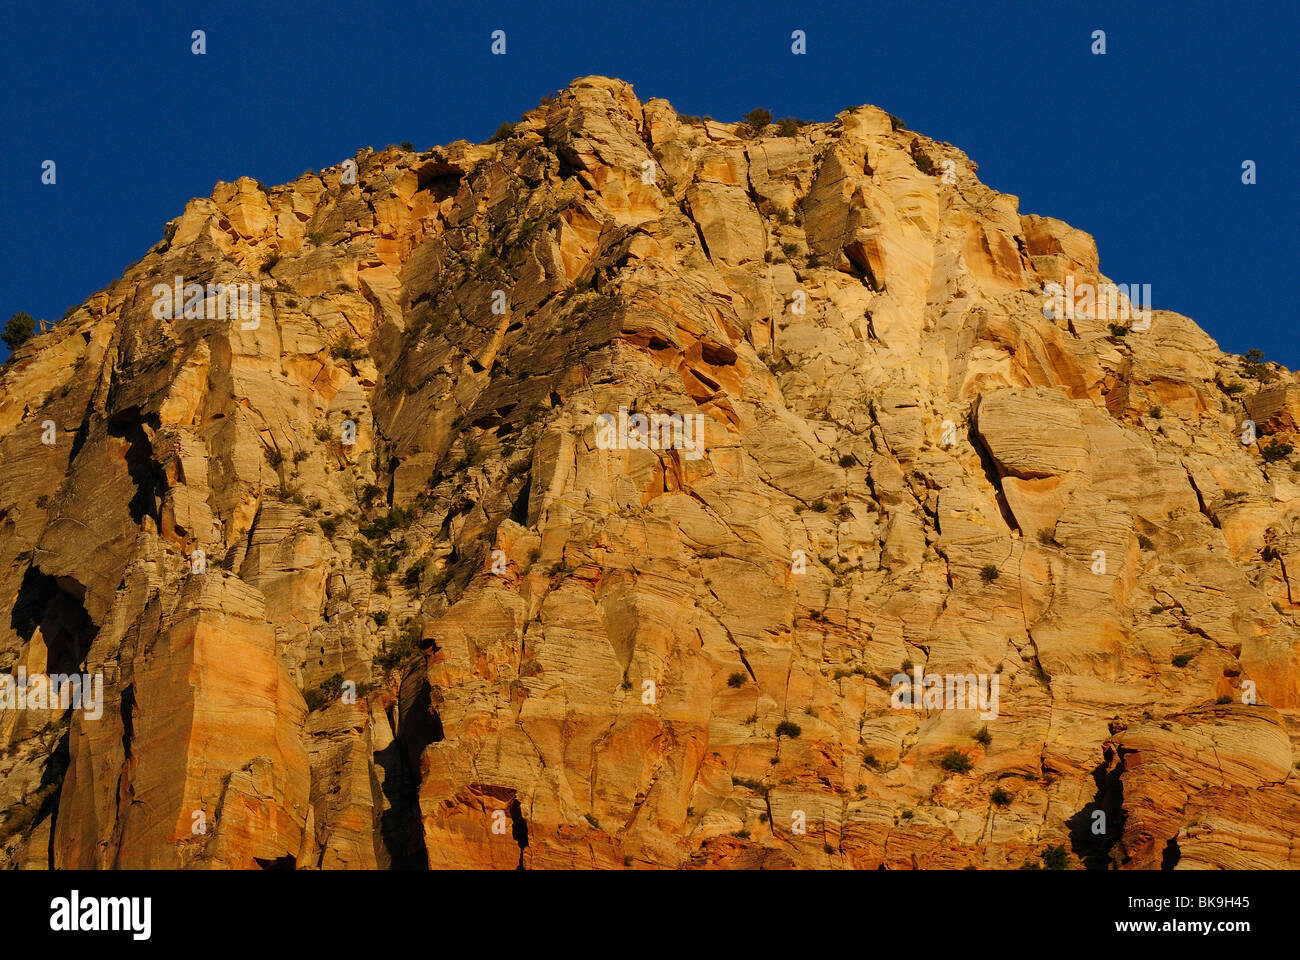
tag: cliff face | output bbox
[1,76,1297,870]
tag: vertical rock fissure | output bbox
[508,797,529,870]
[375,678,440,870]
[1161,836,1181,870]
[1067,745,1129,869]
[107,407,166,528]
[8,568,99,864]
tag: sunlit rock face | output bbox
[0,76,1296,870]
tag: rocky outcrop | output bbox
[0,76,1296,870]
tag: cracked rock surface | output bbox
[0,76,1296,869]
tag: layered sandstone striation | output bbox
[0,76,1297,869]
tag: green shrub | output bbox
[359,507,412,540]
[940,750,974,774]
[776,116,803,137]
[731,776,769,796]
[371,610,388,626]
[1172,653,1194,668]
[2,312,36,350]
[487,122,514,143]
[775,720,802,739]
[727,672,746,688]
[263,252,281,272]
[306,230,329,245]
[461,438,489,468]
[375,631,417,669]
[330,332,365,361]
[400,141,414,151]
[1041,845,1069,870]
[1215,694,1233,705]
[319,517,338,538]
[513,218,540,245]
[979,564,999,583]
[973,725,993,747]
[887,114,905,131]
[1242,348,1276,383]
[742,107,772,135]
[1137,534,1154,551]
[990,787,1012,807]
[770,204,794,224]
[303,672,345,712]
[1261,441,1293,463]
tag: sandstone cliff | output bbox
[1,76,1297,870]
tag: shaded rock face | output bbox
[0,75,1297,871]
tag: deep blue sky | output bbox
[1,0,1295,364]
